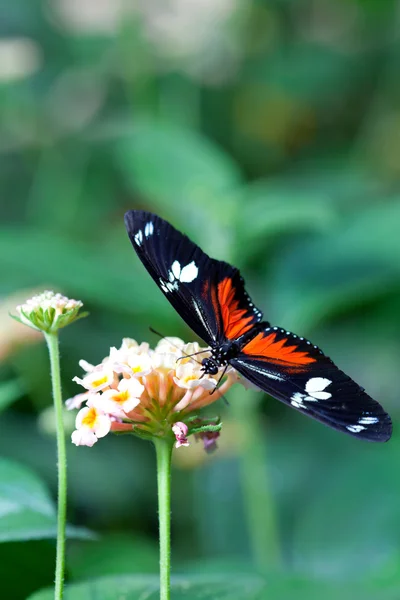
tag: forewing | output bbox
[231,326,392,442]
[124,210,263,345]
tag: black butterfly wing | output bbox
[124,210,263,346]
[231,325,392,441]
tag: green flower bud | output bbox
[12,290,87,334]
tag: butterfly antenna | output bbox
[176,349,210,362]
[149,326,166,340]
[148,327,208,366]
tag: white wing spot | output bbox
[179,261,198,283]
[171,260,181,279]
[306,377,331,393]
[291,392,307,409]
[347,425,366,433]
[167,260,198,288]
[134,230,143,246]
[305,377,332,400]
[144,222,154,237]
[358,417,379,425]
[160,278,178,294]
[304,394,318,402]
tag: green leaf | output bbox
[27,571,400,600]
[268,199,400,327]
[0,541,56,600]
[291,433,400,578]
[116,119,242,210]
[27,573,266,600]
[0,413,156,528]
[0,379,24,412]
[68,534,159,580]
[259,44,363,104]
[233,179,337,262]
[0,225,167,317]
[115,119,243,258]
[0,458,91,542]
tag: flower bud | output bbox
[12,290,87,333]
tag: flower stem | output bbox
[153,437,173,600]
[45,333,67,600]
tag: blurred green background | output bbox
[1,0,400,598]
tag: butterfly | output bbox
[124,210,392,442]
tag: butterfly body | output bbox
[202,328,261,374]
[125,209,392,442]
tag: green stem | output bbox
[45,333,67,600]
[153,437,173,600]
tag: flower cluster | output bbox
[67,337,238,449]
[14,290,86,333]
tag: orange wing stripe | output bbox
[217,277,254,340]
[243,332,316,366]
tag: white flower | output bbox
[113,338,151,363]
[126,352,153,377]
[152,351,179,371]
[121,338,150,354]
[73,367,115,392]
[180,341,207,358]
[71,428,98,447]
[153,338,208,372]
[155,337,185,355]
[78,359,97,373]
[108,340,153,375]
[71,404,111,447]
[108,346,127,369]
[65,391,89,411]
[97,378,144,417]
[173,362,216,390]
[110,351,153,378]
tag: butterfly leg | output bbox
[209,365,229,395]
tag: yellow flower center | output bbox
[112,390,129,404]
[183,374,198,383]
[82,407,98,428]
[92,375,108,387]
